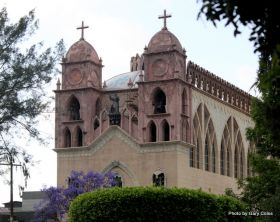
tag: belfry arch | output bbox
[68,95,81,121]
[148,120,157,142]
[64,128,71,148]
[152,88,166,114]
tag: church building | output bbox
[54,11,253,194]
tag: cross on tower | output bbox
[77,21,89,40]
[158,9,172,30]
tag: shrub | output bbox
[69,187,252,222]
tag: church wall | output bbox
[56,127,190,188]
[138,79,191,143]
[185,88,254,193]
[184,167,239,194]
[55,17,254,196]
[55,88,102,148]
[192,89,253,147]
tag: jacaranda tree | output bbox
[32,171,116,222]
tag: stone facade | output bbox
[54,13,253,194]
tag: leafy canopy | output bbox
[198,1,280,220]
[0,7,64,139]
[0,7,64,180]
[198,0,280,59]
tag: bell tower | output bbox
[138,10,192,143]
[55,22,103,149]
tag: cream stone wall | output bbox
[192,89,253,150]
[56,126,189,188]
[56,124,245,194]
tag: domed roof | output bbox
[65,39,100,63]
[104,70,143,90]
[147,29,183,53]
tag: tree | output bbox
[0,7,64,177]
[198,0,280,61]
[198,1,280,220]
[0,8,64,221]
[32,170,117,222]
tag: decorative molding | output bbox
[187,61,251,114]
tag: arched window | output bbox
[95,98,101,117]
[205,137,209,171]
[64,128,71,148]
[153,89,166,114]
[220,143,225,175]
[212,142,216,173]
[226,146,230,176]
[115,175,123,187]
[69,96,81,120]
[93,119,100,130]
[161,120,170,141]
[182,89,187,114]
[153,172,164,187]
[149,121,157,142]
[234,146,238,178]
[190,146,194,167]
[76,127,83,147]
[196,137,200,169]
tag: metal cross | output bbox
[158,9,172,30]
[77,21,89,40]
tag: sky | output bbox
[0,0,259,206]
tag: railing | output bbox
[187,61,251,114]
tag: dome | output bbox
[147,29,183,53]
[104,70,143,90]
[65,39,100,63]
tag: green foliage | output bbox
[197,0,280,59]
[198,1,280,221]
[240,48,280,221]
[69,187,252,222]
[0,7,64,181]
[0,7,64,139]
[247,47,280,158]
[240,154,280,220]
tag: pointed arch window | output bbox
[234,147,238,178]
[69,96,81,120]
[220,142,225,175]
[162,120,170,141]
[93,119,100,130]
[76,127,83,147]
[190,146,194,167]
[196,138,200,168]
[226,147,230,176]
[115,175,123,187]
[95,98,101,117]
[153,89,166,114]
[64,128,71,148]
[182,89,187,114]
[149,121,157,142]
[212,142,216,173]
[153,172,164,187]
[205,137,209,171]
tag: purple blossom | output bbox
[33,171,116,222]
